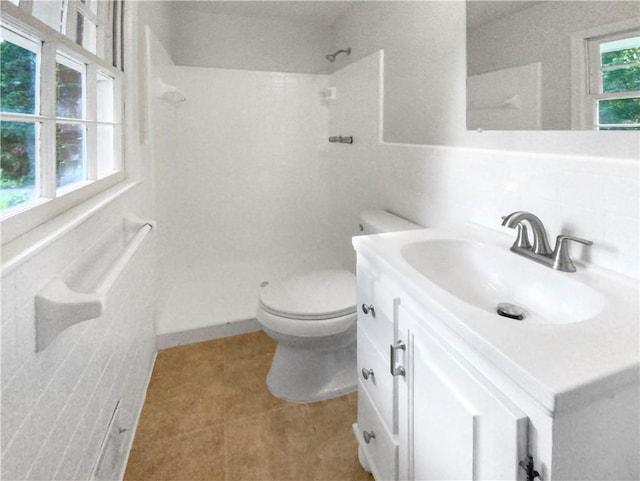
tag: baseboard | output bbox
[155,318,262,350]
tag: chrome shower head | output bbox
[325,48,351,62]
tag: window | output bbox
[0,28,39,210]
[589,34,640,130]
[0,0,123,239]
[572,20,640,130]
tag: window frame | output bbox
[1,0,124,244]
[571,18,640,130]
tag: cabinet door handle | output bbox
[390,340,406,376]
[361,368,374,380]
[361,304,375,316]
[363,430,376,444]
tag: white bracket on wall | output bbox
[34,216,156,352]
[321,86,337,101]
[154,78,187,103]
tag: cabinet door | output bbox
[398,306,529,481]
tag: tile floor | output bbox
[124,331,373,481]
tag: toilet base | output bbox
[265,338,357,403]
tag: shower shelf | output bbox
[34,215,155,352]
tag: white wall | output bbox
[332,2,464,147]
[332,1,639,158]
[1,194,156,480]
[467,1,639,130]
[328,51,640,279]
[152,64,344,343]
[150,1,638,346]
[169,4,333,74]
[0,2,166,479]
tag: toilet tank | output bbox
[358,209,422,235]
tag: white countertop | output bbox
[353,224,640,413]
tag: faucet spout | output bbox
[500,212,592,272]
[501,211,552,255]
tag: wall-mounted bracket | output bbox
[34,217,155,352]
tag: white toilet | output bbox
[256,210,421,402]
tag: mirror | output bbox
[467,1,639,130]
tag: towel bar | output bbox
[35,219,154,352]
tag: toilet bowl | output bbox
[256,210,422,403]
[256,269,357,402]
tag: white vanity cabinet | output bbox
[353,258,401,481]
[354,263,639,481]
[397,305,529,480]
[354,258,529,481]
[353,225,639,481]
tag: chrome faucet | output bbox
[501,211,593,272]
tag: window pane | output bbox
[97,73,115,122]
[603,66,640,93]
[598,98,640,127]
[76,12,97,55]
[56,54,85,118]
[0,36,37,114]
[97,124,114,178]
[1,121,37,211]
[32,1,66,33]
[56,123,86,188]
[601,37,640,67]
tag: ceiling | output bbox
[173,1,545,30]
[174,1,356,26]
[466,1,544,30]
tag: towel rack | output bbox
[35,217,155,352]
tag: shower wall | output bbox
[153,64,345,345]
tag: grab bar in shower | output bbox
[35,217,155,352]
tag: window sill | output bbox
[1,177,139,276]
[1,172,125,245]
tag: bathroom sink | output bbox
[400,239,605,324]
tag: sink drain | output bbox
[497,302,527,321]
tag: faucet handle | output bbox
[552,235,593,272]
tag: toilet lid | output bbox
[259,269,356,320]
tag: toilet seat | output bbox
[257,269,356,337]
[259,269,356,320]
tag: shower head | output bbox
[325,48,351,62]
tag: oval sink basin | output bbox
[401,239,605,324]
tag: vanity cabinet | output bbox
[354,258,529,480]
[397,305,528,480]
[353,225,640,481]
[353,248,639,481]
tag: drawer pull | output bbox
[363,430,376,444]
[361,368,374,380]
[390,340,407,377]
[361,304,375,316]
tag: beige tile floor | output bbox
[124,331,373,481]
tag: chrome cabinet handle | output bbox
[390,340,406,376]
[361,304,375,316]
[363,430,376,444]
[361,368,374,380]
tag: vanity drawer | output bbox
[357,324,395,431]
[357,265,397,349]
[355,384,399,481]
